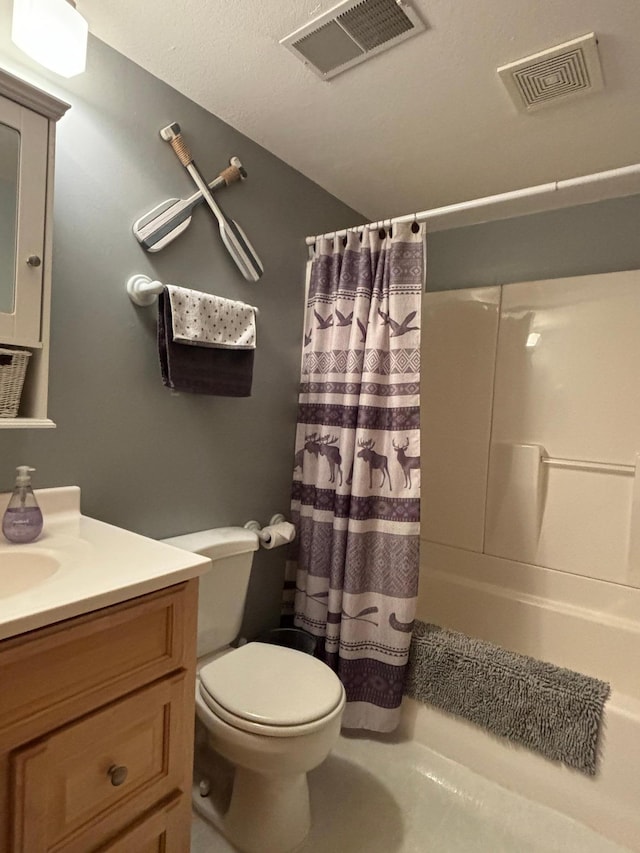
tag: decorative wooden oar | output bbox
[160,123,263,281]
[133,156,247,253]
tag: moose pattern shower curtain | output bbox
[288,222,422,731]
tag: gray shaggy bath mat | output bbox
[405,621,610,775]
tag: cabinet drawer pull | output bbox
[108,764,128,786]
[26,255,42,267]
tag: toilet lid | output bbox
[199,642,344,727]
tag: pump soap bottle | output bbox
[2,466,44,544]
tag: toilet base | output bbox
[193,728,311,853]
[192,778,226,833]
[229,766,311,853]
[192,767,310,853]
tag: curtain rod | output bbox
[305,163,640,246]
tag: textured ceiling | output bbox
[7,1,640,220]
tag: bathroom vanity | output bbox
[0,487,210,851]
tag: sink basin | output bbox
[0,551,60,597]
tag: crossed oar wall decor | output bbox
[132,123,263,282]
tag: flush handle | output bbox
[108,764,128,786]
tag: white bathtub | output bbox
[404,540,640,852]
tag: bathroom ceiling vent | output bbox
[280,0,426,80]
[498,33,604,112]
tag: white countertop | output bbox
[0,486,210,641]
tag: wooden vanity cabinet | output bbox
[0,579,198,852]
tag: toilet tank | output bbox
[162,527,259,657]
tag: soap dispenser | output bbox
[2,466,43,544]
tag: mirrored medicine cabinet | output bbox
[0,67,69,427]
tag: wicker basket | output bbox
[0,348,31,418]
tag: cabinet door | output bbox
[0,93,48,346]
[96,794,190,853]
[11,674,191,852]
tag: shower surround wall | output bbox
[0,35,362,639]
[413,271,640,851]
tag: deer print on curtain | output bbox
[286,222,423,732]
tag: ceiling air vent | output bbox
[498,33,604,112]
[280,0,426,80]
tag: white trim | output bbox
[0,418,55,429]
[0,67,70,121]
[305,163,640,244]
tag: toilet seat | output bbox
[198,642,344,737]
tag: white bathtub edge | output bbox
[399,693,640,852]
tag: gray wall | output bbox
[427,193,640,292]
[0,38,361,638]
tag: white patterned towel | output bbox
[166,285,256,349]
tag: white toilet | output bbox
[162,527,346,853]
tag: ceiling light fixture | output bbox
[11,0,88,78]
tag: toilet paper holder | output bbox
[243,514,295,548]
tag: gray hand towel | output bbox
[158,288,254,396]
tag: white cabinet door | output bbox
[0,93,48,346]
